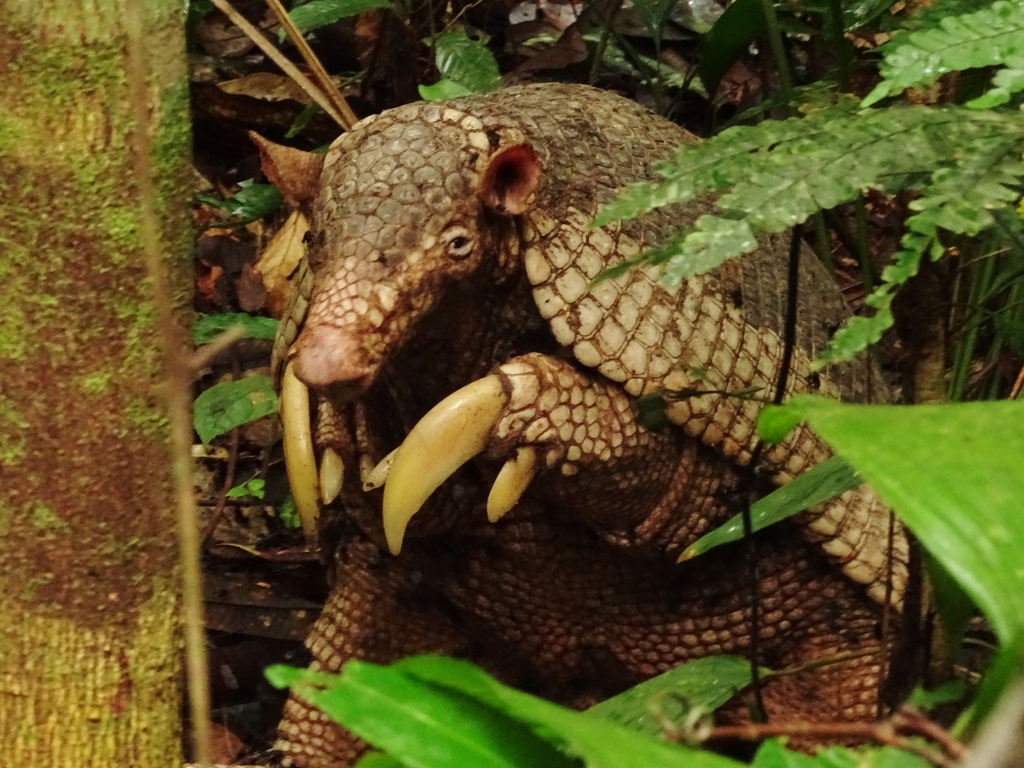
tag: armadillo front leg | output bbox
[382,352,748,560]
[275,537,470,767]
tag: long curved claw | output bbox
[281,362,320,541]
[487,447,538,522]
[382,376,507,555]
[319,447,344,505]
[363,447,398,491]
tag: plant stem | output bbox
[760,0,794,100]
[854,194,875,293]
[948,246,996,401]
[827,0,851,90]
[812,212,835,273]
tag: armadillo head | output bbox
[290,101,542,395]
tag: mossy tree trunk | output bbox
[0,0,192,764]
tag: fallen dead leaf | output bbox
[254,210,309,318]
[219,72,312,104]
[237,262,268,313]
[198,264,225,304]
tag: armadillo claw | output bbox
[281,362,320,541]
[487,447,538,522]
[362,447,398,491]
[318,447,344,505]
[382,376,507,555]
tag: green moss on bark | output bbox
[0,1,191,764]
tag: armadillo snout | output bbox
[291,324,376,393]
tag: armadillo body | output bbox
[274,84,907,766]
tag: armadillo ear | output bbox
[249,132,324,209]
[479,143,542,215]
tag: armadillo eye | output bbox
[442,226,475,260]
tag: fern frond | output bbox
[816,146,1024,365]
[969,54,1024,108]
[863,0,1024,107]
[599,105,1024,362]
[603,107,1024,282]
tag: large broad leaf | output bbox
[419,26,501,100]
[270,657,744,768]
[758,397,1024,647]
[698,0,765,97]
[586,656,754,735]
[752,739,932,767]
[394,656,742,768]
[193,375,277,444]
[679,457,861,561]
[193,312,278,344]
[267,664,573,768]
[287,0,391,35]
[632,0,678,48]
[195,179,283,225]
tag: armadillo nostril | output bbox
[291,324,376,392]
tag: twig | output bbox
[189,325,246,372]
[201,427,241,545]
[264,0,357,129]
[1009,364,1024,399]
[124,1,212,765]
[897,706,967,761]
[708,713,962,768]
[769,646,881,679]
[207,0,347,128]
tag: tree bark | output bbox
[0,0,192,764]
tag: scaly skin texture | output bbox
[272,84,909,766]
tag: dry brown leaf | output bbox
[254,210,309,318]
[237,262,268,313]
[208,721,245,764]
[197,10,278,57]
[218,72,312,104]
[198,264,224,303]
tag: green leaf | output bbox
[266,662,586,768]
[907,680,968,711]
[813,299,894,369]
[632,0,678,48]
[839,0,899,30]
[862,1,1024,106]
[659,216,759,287]
[194,313,279,344]
[287,0,390,35]
[418,79,474,101]
[751,739,818,767]
[586,656,754,735]
[193,376,278,444]
[395,656,743,768]
[583,32,704,92]
[196,179,283,225]
[678,457,862,561]
[753,740,932,768]
[226,477,265,499]
[279,493,301,528]
[955,638,1024,734]
[698,0,765,97]
[423,27,501,98]
[925,552,975,666]
[756,404,804,444]
[355,753,407,768]
[759,396,1024,647]
[969,54,1024,108]
[597,107,1024,239]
